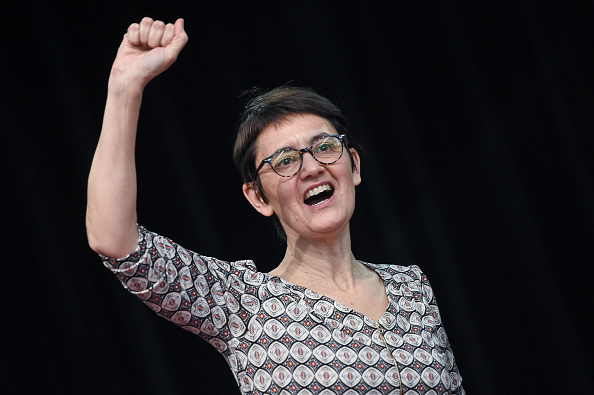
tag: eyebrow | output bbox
[309,132,332,144]
[279,132,332,151]
[265,132,333,159]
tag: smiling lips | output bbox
[304,183,335,206]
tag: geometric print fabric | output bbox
[102,226,464,394]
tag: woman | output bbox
[87,17,464,394]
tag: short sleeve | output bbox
[100,225,257,353]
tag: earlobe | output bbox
[242,183,275,217]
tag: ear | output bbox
[350,148,362,186]
[242,182,275,217]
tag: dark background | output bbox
[2,1,593,394]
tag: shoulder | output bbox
[137,224,260,272]
[361,262,429,284]
[363,262,439,306]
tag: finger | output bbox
[138,17,154,47]
[161,23,175,46]
[147,20,166,48]
[126,23,140,46]
[174,18,186,40]
[168,19,189,53]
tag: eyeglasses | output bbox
[255,134,346,177]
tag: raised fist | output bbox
[109,17,189,90]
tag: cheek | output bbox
[262,178,298,209]
[278,182,301,207]
[338,161,360,186]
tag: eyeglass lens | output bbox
[271,136,343,176]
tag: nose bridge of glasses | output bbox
[301,146,323,164]
[298,148,326,178]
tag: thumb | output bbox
[168,18,189,55]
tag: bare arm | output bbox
[86,17,188,258]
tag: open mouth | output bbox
[304,184,334,206]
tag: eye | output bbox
[316,143,332,152]
[272,150,299,168]
[313,137,340,153]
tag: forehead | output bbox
[255,114,336,159]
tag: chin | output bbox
[282,204,355,239]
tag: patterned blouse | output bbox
[102,226,464,395]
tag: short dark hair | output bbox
[233,85,359,239]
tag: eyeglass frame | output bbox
[254,134,348,178]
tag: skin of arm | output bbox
[86,17,188,258]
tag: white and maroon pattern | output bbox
[102,226,464,394]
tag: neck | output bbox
[270,224,369,292]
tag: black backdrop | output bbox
[3,1,593,394]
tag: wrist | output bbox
[104,80,144,116]
[107,70,147,97]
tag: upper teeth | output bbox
[306,184,332,200]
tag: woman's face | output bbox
[243,113,361,241]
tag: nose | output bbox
[299,151,325,179]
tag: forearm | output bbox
[86,86,143,258]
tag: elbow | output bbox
[86,218,103,254]
[86,218,138,259]
[86,231,108,256]
[86,225,112,257]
